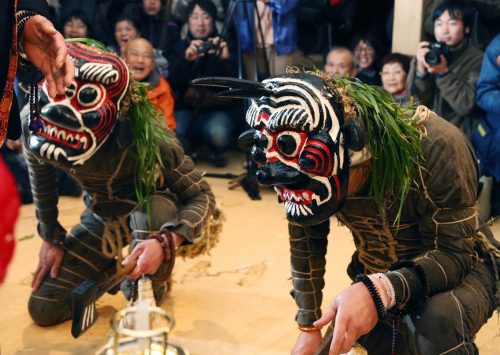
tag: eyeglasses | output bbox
[354,46,374,54]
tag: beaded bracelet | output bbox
[297,324,320,332]
[389,259,430,304]
[356,274,386,320]
[16,10,39,71]
[149,229,176,282]
[368,273,396,309]
[386,260,431,355]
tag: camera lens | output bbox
[425,51,440,65]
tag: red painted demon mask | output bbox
[27,42,129,166]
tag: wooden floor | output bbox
[1,152,499,355]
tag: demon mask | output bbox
[192,73,367,226]
[27,42,130,166]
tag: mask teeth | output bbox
[280,189,313,205]
[284,201,311,217]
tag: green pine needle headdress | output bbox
[66,38,169,210]
[310,70,424,222]
[121,80,169,209]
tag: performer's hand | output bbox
[23,15,75,98]
[415,41,430,74]
[123,232,185,279]
[291,329,322,355]
[124,239,164,279]
[31,240,64,291]
[313,283,378,355]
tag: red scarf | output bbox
[0,0,19,147]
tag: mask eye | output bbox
[77,84,102,107]
[276,131,302,157]
[299,137,334,177]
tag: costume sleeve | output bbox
[24,150,67,243]
[476,35,500,115]
[289,220,329,326]
[408,58,436,107]
[158,130,215,244]
[386,118,479,309]
[435,50,483,116]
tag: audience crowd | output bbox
[2,0,499,219]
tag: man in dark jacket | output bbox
[0,0,74,147]
[169,0,237,167]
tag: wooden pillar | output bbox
[392,0,432,55]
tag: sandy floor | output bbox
[0,152,499,354]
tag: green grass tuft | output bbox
[327,75,423,225]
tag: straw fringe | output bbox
[177,206,225,259]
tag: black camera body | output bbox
[196,40,215,55]
[425,42,451,65]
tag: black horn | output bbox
[190,77,274,99]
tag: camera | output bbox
[424,42,451,65]
[196,40,215,55]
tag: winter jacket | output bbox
[408,41,484,140]
[474,34,500,180]
[147,74,176,131]
[233,0,299,56]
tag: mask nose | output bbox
[41,104,81,130]
[238,129,269,165]
[250,131,269,165]
[256,163,302,186]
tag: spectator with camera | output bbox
[169,0,237,168]
[408,0,483,141]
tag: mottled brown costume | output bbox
[289,109,498,354]
[24,126,216,326]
